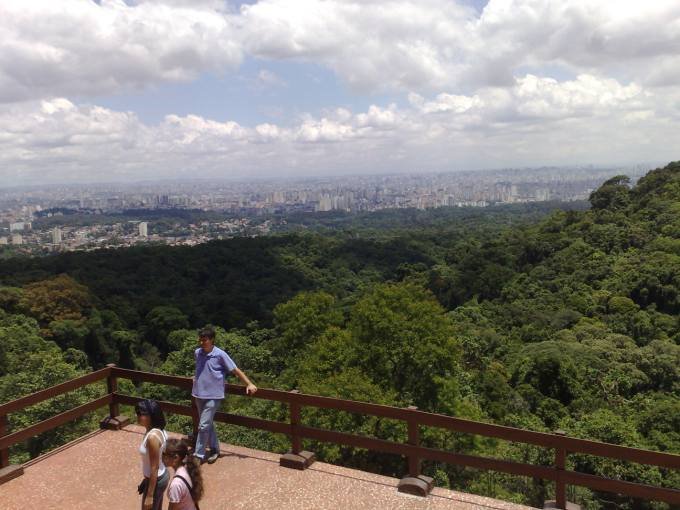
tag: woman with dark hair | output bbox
[163,438,204,510]
[135,399,169,510]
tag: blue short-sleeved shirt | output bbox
[192,346,237,400]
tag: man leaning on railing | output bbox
[191,325,257,464]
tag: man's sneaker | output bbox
[206,451,220,464]
[193,454,207,465]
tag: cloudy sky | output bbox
[1,0,679,185]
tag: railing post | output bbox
[407,406,421,477]
[107,363,120,420]
[555,429,567,510]
[279,389,315,470]
[0,413,24,484]
[99,364,129,430]
[398,406,433,497]
[544,430,580,510]
[290,390,302,455]
[0,414,9,469]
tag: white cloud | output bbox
[355,105,399,129]
[1,1,680,183]
[237,0,475,91]
[512,74,645,119]
[2,72,677,184]
[473,0,680,86]
[238,0,680,91]
[255,123,282,141]
[295,117,355,143]
[0,0,242,102]
[2,0,680,102]
[410,92,483,114]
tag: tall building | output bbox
[139,222,148,237]
[316,194,332,212]
[52,227,62,245]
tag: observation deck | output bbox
[1,366,678,509]
[0,424,534,510]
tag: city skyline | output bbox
[0,165,647,255]
[1,1,679,185]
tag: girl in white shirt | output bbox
[163,438,204,510]
[136,399,169,510]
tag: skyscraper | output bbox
[139,222,148,237]
[52,227,62,245]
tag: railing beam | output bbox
[0,368,110,416]
[0,395,113,451]
[111,369,680,468]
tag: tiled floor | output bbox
[0,424,537,509]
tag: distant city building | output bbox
[11,234,22,245]
[52,227,62,245]
[139,222,148,237]
[0,236,7,245]
[10,221,30,232]
[317,194,332,212]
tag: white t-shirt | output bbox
[168,466,197,510]
[139,428,167,478]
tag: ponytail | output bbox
[165,438,204,503]
[185,455,204,502]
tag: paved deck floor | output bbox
[0,424,537,509]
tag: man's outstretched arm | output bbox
[233,367,257,395]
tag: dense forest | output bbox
[1,163,679,509]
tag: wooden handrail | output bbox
[0,394,112,450]
[111,368,680,468]
[109,368,680,505]
[113,394,291,435]
[1,367,679,506]
[0,367,111,469]
[0,367,110,416]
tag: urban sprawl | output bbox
[0,166,648,255]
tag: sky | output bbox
[1,0,679,185]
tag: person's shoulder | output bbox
[213,346,229,357]
[194,347,202,356]
[177,466,191,482]
[171,467,192,492]
[168,470,189,501]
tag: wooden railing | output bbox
[1,366,679,508]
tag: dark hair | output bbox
[198,325,216,340]
[165,438,204,502]
[134,399,166,430]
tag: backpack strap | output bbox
[174,474,200,510]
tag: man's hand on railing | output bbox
[232,367,257,395]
